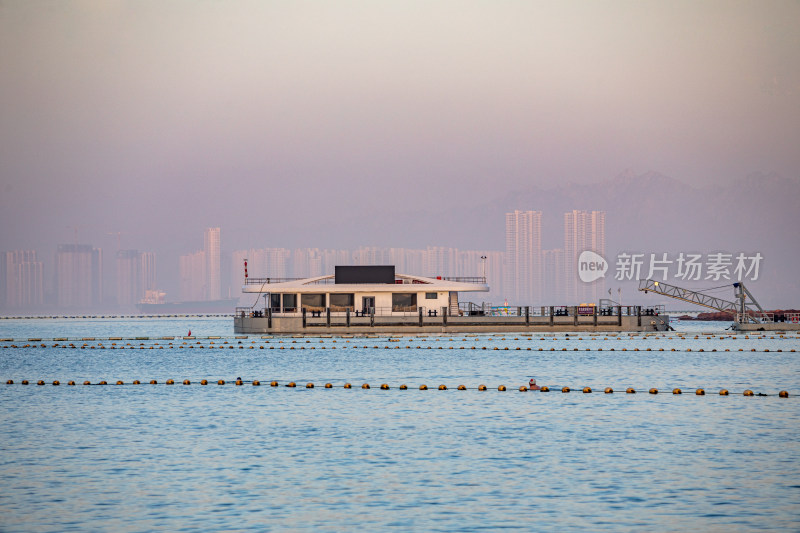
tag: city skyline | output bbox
[1,212,608,311]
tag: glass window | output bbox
[283,294,297,311]
[330,293,354,310]
[301,293,326,309]
[425,292,438,300]
[270,293,281,310]
[392,293,417,312]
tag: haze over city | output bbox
[1,1,799,309]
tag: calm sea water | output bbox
[1,317,798,531]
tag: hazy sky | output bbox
[1,1,798,267]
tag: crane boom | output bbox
[638,279,766,324]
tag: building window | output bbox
[330,293,354,311]
[283,294,297,312]
[425,292,438,300]
[392,293,417,312]
[270,293,281,310]
[301,293,326,310]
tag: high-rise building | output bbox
[55,244,102,309]
[115,250,156,308]
[542,248,564,304]
[504,210,542,305]
[564,210,606,304]
[204,227,221,300]
[425,246,458,278]
[179,250,206,302]
[2,250,44,309]
[140,252,157,293]
[116,250,141,308]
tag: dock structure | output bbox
[234,265,669,334]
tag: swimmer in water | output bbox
[529,378,541,391]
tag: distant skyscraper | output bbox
[504,210,542,305]
[2,250,43,309]
[55,244,102,309]
[542,249,564,304]
[425,246,458,278]
[204,227,221,300]
[564,210,606,304]
[140,252,157,292]
[116,250,141,308]
[179,250,206,301]
[115,250,156,308]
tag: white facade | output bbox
[242,273,488,315]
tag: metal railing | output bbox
[243,275,487,286]
[442,276,487,284]
[243,277,304,285]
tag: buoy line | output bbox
[0,336,797,353]
[1,379,789,397]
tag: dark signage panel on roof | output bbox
[335,265,395,284]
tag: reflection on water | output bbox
[0,318,798,530]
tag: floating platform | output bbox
[234,311,669,335]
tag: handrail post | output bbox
[617,306,622,326]
[549,306,554,326]
[267,307,272,330]
[370,307,374,327]
[442,306,447,327]
[326,307,330,327]
[593,305,597,327]
[346,308,350,327]
[419,307,423,326]
[302,307,306,328]
[525,306,529,325]
[573,306,578,327]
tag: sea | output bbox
[0,316,798,531]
